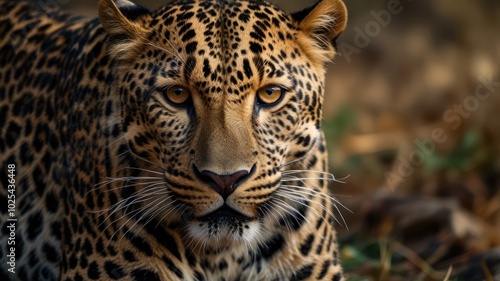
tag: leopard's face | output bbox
[100,0,346,246]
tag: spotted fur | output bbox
[0,0,347,280]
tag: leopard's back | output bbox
[0,2,107,279]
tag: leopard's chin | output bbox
[185,217,262,248]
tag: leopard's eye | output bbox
[256,86,286,107]
[164,86,190,105]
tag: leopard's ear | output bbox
[98,0,150,37]
[293,0,347,65]
[99,0,150,61]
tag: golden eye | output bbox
[164,86,190,105]
[257,86,285,106]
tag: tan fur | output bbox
[297,0,348,65]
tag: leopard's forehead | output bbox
[146,0,304,101]
[155,0,292,37]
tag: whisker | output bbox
[120,195,175,242]
[99,181,166,194]
[274,193,326,236]
[282,170,350,182]
[106,192,171,243]
[279,152,311,169]
[279,138,318,169]
[87,177,164,196]
[118,186,170,215]
[145,42,184,64]
[99,195,158,238]
[87,181,165,197]
[277,188,345,229]
[146,35,186,65]
[281,176,347,184]
[95,176,163,187]
[279,185,350,229]
[130,153,165,171]
[105,135,126,149]
[99,191,163,224]
[272,198,317,233]
[261,204,283,230]
[90,185,167,222]
[154,200,182,227]
[117,167,164,175]
[149,199,182,227]
[280,184,352,214]
[102,145,130,166]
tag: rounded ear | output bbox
[98,0,149,36]
[99,0,150,62]
[293,0,347,65]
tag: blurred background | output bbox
[53,0,500,279]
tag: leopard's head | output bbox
[99,0,346,247]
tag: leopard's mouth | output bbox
[198,204,253,223]
[184,204,261,243]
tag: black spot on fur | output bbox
[183,56,196,82]
[250,42,263,54]
[42,243,59,263]
[117,3,150,21]
[45,191,58,213]
[105,261,126,279]
[291,264,314,281]
[131,269,161,281]
[123,250,137,262]
[185,41,198,54]
[5,121,21,148]
[162,256,184,279]
[243,59,253,78]
[127,233,153,256]
[317,259,331,279]
[145,224,181,260]
[257,234,284,261]
[300,233,315,256]
[279,200,308,230]
[27,211,43,240]
[87,261,100,279]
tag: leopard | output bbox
[0,0,348,280]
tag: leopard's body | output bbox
[0,0,347,280]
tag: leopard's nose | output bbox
[194,165,253,199]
